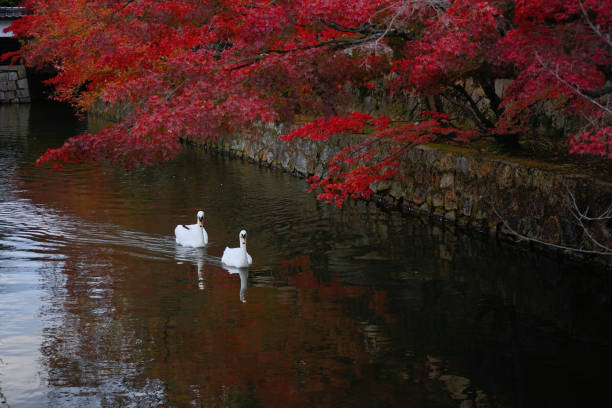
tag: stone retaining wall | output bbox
[202,124,612,266]
[0,65,30,103]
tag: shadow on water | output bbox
[1,103,611,407]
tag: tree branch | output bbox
[440,93,487,130]
[492,206,612,256]
[320,19,413,41]
[579,0,612,49]
[452,84,496,129]
[492,185,612,256]
[226,32,386,71]
[535,53,612,116]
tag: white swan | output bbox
[221,229,252,268]
[174,210,208,247]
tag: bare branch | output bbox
[374,3,408,47]
[535,53,612,116]
[579,0,612,49]
[493,183,612,256]
[492,206,612,256]
[226,32,387,71]
[440,93,489,131]
[320,19,413,41]
[566,185,612,222]
[450,85,496,129]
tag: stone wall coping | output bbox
[409,144,612,188]
[0,7,27,19]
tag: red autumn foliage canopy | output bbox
[4,0,611,205]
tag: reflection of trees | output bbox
[39,251,454,407]
[0,104,29,141]
[0,382,7,406]
[38,235,612,408]
[133,257,408,407]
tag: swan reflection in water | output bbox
[174,245,248,302]
[200,263,248,302]
[174,245,209,289]
[225,267,248,303]
[197,258,205,290]
[198,262,248,302]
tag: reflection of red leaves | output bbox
[288,269,320,289]
[281,256,369,302]
[61,249,410,406]
[279,255,313,278]
[369,290,389,316]
[368,289,395,324]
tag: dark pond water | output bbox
[1,103,612,408]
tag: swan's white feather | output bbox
[221,247,252,268]
[221,229,252,268]
[175,211,208,247]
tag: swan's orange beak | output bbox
[241,237,246,244]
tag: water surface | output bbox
[1,103,611,407]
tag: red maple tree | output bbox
[4,0,611,205]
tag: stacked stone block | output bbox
[0,65,30,103]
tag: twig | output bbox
[579,0,612,49]
[534,53,612,116]
[491,206,612,256]
[226,33,385,71]
[566,185,612,222]
[374,3,408,47]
